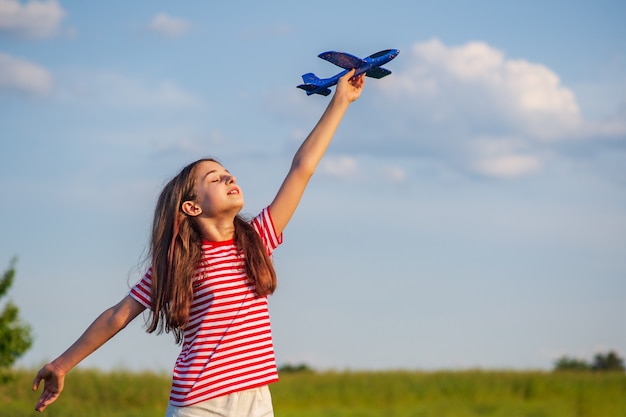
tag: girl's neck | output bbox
[196,216,236,242]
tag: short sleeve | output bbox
[129,267,153,310]
[251,206,283,255]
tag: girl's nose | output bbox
[226,175,236,184]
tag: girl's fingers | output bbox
[349,74,364,89]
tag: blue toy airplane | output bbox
[297,49,399,96]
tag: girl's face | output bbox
[187,160,244,218]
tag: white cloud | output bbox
[469,136,543,178]
[0,51,53,94]
[319,156,409,184]
[386,39,582,140]
[61,71,204,109]
[0,0,65,38]
[504,59,582,138]
[473,154,541,178]
[320,156,361,179]
[148,13,190,38]
[351,39,626,180]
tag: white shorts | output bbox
[165,386,274,417]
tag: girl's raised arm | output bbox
[269,69,365,235]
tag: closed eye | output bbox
[203,168,231,184]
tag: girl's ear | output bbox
[181,201,202,217]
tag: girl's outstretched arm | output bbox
[270,69,365,235]
[32,295,145,412]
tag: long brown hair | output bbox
[146,158,277,344]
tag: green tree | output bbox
[554,351,625,372]
[0,257,33,378]
[278,362,314,374]
[554,356,591,371]
[592,351,625,372]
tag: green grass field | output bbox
[3,368,625,417]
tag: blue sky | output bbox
[1,0,625,372]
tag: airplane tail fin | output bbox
[297,73,331,96]
[301,73,321,85]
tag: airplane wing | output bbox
[365,67,392,79]
[297,84,332,96]
[368,49,394,59]
[318,51,365,69]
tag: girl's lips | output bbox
[227,188,240,195]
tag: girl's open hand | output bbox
[335,69,365,104]
[33,363,65,412]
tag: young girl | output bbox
[32,69,365,416]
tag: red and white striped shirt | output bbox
[130,207,282,407]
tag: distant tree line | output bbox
[554,350,624,372]
[278,363,314,374]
